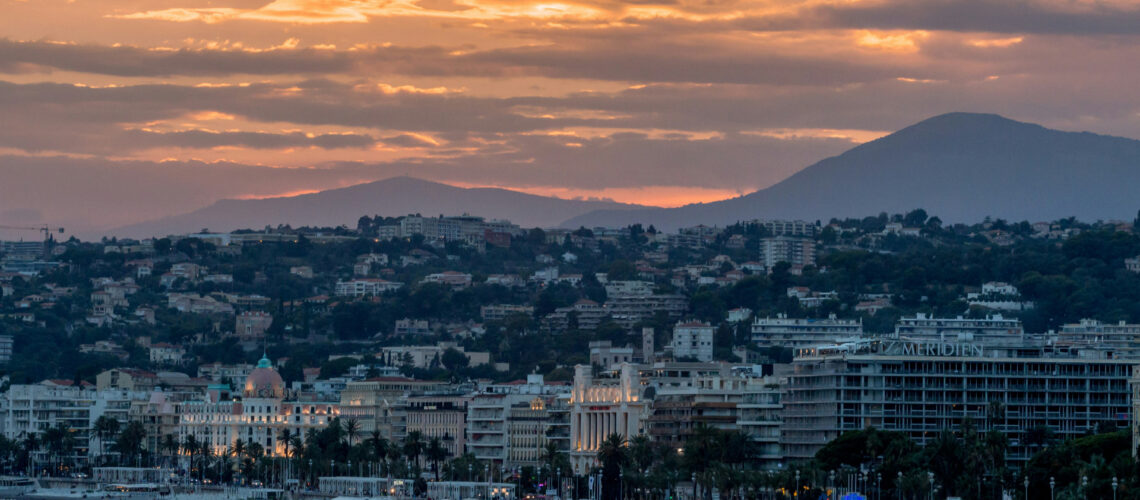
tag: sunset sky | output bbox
[3,0,1140,235]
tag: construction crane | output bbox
[0,224,65,242]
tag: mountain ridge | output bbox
[561,112,1140,230]
[109,176,648,238]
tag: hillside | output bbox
[111,176,646,238]
[563,113,1140,230]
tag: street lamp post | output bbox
[795,470,800,499]
[897,472,903,500]
[927,472,934,500]
[1113,476,1119,500]
[1049,477,1055,500]
[1023,476,1028,500]
[1081,476,1088,500]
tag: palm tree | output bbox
[93,416,120,464]
[387,446,403,477]
[182,435,199,478]
[42,424,67,475]
[21,433,39,474]
[278,429,293,458]
[344,419,361,446]
[115,422,147,467]
[403,431,425,470]
[597,434,627,500]
[366,432,389,473]
[425,437,448,480]
[160,434,179,468]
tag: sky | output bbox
[3,0,1140,236]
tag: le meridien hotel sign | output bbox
[883,341,984,357]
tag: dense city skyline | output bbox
[5,0,1140,235]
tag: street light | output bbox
[1023,476,1028,500]
[927,472,934,500]
[1049,477,1055,500]
[795,470,800,499]
[1113,476,1119,500]
[897,471,903,500]
[1082,476,1088,500]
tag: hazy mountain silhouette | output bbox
[563,112,1140,230]
[111,176,646,238]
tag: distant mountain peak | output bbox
[563,112,1140,230]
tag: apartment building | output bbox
[480,304,535,322]
[894,313,1023,341]
[334,278,405,297]
[671,321,715,362]
[758,236,815,270]
[751,314,864,349]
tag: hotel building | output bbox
[783,340,1134,465]
[179,356,338,456]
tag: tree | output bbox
[607,260,637,281]
[115,422,147,466]
[344,418,361,446]
[93,416,121,464]
[597,434,627,500]
[441,348,470,371]
[161,434,180,468]
[367,431,389,472]
[425,437,448,480]
[403,431,425,469]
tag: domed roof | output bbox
[243,354,285,399]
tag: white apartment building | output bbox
[334,278,405,297]
[671,321,715,362]
[751,314,864,349]
[607,294,688,329]
[467,374,567,467]
[423,271,473,288]
[394,318,431,336]
[480,304,534,322]
[0,334,12,364]
[894,313,1023,341]
[1126,256,1140,273]
[753,219,817,237]
[1,382,140,465]
[604,280,655,298]
[1060,319,1140,356]
[589,341,634,370]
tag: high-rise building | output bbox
[758,236,815,270]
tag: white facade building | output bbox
[569,364,647,474]
[671,321,715,362]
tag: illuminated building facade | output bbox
[178,355,338,457]
[569,363,648,474]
